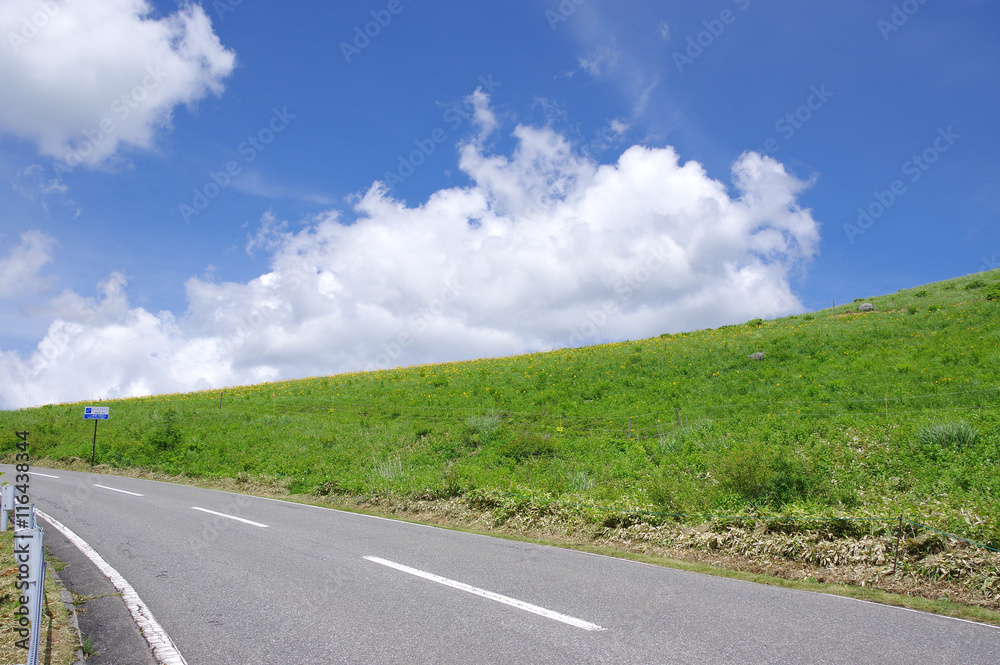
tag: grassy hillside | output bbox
[3,270,1000,549]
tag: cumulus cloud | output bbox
[0,0,235,167]
[0,272,247,409]
[0,95,820,408]
[0,230,56,298]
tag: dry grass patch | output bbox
[0,530,80,665]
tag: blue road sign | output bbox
[84,407,110,420]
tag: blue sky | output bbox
[1,0,998,408]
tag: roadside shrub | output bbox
[648,481,679,512]
[713,441,820,507]
[918,421,978,450]
[371,457,403,481]
[464,411,502,447]
[568,469,595,491]
[499,435,557,462]
[312,480,341,496]
[964,279,986,290]
[146,409,183,451]
[646,470,705,514]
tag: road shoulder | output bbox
[43,532,159,665]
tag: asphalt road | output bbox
[5,465,999,664]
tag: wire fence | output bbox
[140,385,1000,429]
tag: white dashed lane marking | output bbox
[191,506,268,528]
[364,555,606,632]
[94,484,144,497]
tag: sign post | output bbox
[84,407,110,465]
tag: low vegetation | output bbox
[3,270,1000,611]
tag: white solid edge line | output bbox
[191,506,268,528]
[94,484,144,497]
[364,556,606,632]
[28,471,60,478]
[35,508,187,665]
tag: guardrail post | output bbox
[0,483,13,531]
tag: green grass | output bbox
[3,270,1000,549]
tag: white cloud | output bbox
[11,164,81,215]
[12,164,66,198]
[0,0,235,167]
[469,88,498,141]
[577,44,621,77]
[609,119,630,135]
[0,230,56,298]
[0,95,820,409]
[245,210,289,257]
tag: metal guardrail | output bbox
[2,486,46,665]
